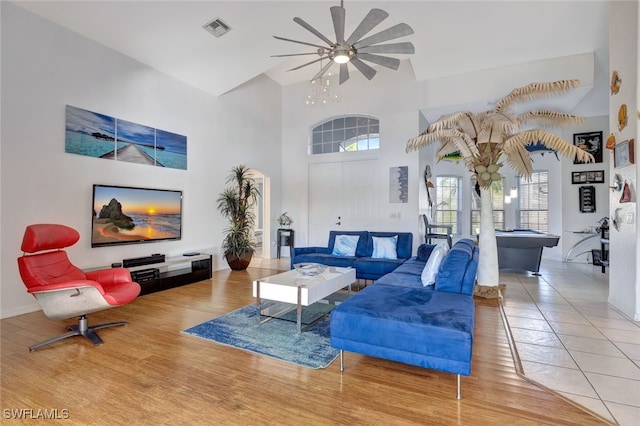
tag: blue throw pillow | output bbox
[371,235,398,259]
[417,243,436,262]
[332,234,360,256]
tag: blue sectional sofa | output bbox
[291,230,413,280]
[330,239,479,399]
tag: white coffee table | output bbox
[252,266,355,333]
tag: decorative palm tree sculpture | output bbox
[406,79,594,295]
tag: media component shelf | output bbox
[125,253,212,295]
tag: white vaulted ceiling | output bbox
[14,1,609,99]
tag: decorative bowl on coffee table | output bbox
[293,262,327,276]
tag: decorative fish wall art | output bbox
[438,151,463,163]
[525,141,559,160]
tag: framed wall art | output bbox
[573,131,603,163]
[571,170,604,184]
[389,166,409,203]
[614,139,635,168]
[579,186,596,213]
[65,105,188,170]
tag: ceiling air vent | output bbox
[203,18,231,38]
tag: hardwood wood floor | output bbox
[1,264,607,425]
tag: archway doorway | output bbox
[250,169,271,259]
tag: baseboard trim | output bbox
[0,303,41,320]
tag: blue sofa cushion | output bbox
[374,257,426,288]
[355,257,405,281]
[292,252,357,268]
[327,231,369,257]
[331,284,475,375]
[292,246,330,256]
[435,238,478,295]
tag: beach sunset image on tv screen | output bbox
[92,184,182,247]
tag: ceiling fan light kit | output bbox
[330,47,354,64]
[273,1,414,85]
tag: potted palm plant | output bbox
[217,165,260,271]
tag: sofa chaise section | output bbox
[330,286,475,374]
[330,239,479,399]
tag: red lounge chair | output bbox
[17,224,141,350]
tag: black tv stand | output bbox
[125,253,212,295]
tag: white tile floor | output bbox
[500,260,640,425]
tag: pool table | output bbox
[494,229,560,274]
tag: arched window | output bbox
[310,115,379,154]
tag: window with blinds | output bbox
[435,175,462,234]
[517,171,549,232]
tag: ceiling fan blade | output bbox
[273,35,327,50]
[350,58,377,81]
[293,17,335,47]
[312,60,335,81]
[356,53,400,70]
[357,42,415,55]
[353,23,414,49]
[345,8,389,45]
[339,63,350,85]
[272,52,324,58]
[330,6,346,45]
[288,57,326,72]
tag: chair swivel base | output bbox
[29,314,127,351]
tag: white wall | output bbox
[280,61,421,250]
[0,3,283,318]
[560,115,611,262]
[608,1,639,321]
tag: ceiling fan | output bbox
[272,1,415,85]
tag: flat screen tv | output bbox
[92,184,182,248]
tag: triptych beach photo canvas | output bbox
[65,105,187,170]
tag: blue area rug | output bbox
[182,304,339,369]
